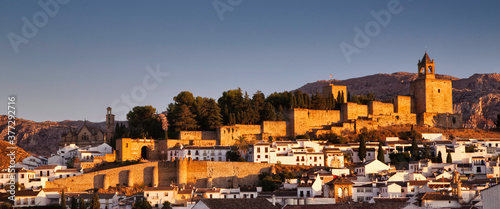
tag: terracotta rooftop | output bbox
[15,190,40,197]
[35,165,59,170]
[409,180,428,186]
[144,187,175,191]
[420,192,457,201]
[55,169,79,173]
[326,176,353,185]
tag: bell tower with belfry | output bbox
[451,171,462,202]
[417,51,436,79]
[105,107,115,143]
[409,51,461,128]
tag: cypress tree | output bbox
[377,141,385,162]
[446,152,453,164]
[61,190,66,209]
[411,138,419,161]
[437,151,443,163]
[78,198,86,209]
[71,196,78,209]
[358,135,367,162]
[91,193,100,209]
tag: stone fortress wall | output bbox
[115,52,462,162]
[46,160,273,192]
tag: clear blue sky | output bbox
[1,0,499,122]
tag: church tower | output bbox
[410,52,453,119]
[451,171,462,201]
[106,107,115,143]
[417,51,436,79]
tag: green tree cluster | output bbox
[349,93,375,105]
[226,148,246,162]
[132,198,152,209]
[257,172,295,192]
[167,91,223,134]
[398,130,422,141]
[166,88,353,134]
[127,106,165,139]
[317,133,347,144]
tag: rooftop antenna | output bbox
[425,46,427,53]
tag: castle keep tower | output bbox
[106,107,115,143]
[410,52,452,114]
[410,52,461,128]
[323,84,347,103]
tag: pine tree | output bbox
[61,190,66,209]
[437,151,443,163]
[132,198,152,209]
[91,193,100,209]
[446,152,453,164]
[172,104,199,131]
[261,102,277,121]
[377,141,385,162]
[199,98,223,130]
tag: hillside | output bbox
[0,73,498,156]
[295,72,500,129]
[0,140,30,169]
[0,116,110,156]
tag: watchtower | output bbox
[410,52,453,115]
[106,107,115,142]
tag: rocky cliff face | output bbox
[0,116,109,156]
[295,72,500,128]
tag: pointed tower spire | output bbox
[417,51,435,79]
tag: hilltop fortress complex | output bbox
[115,52,463,162]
